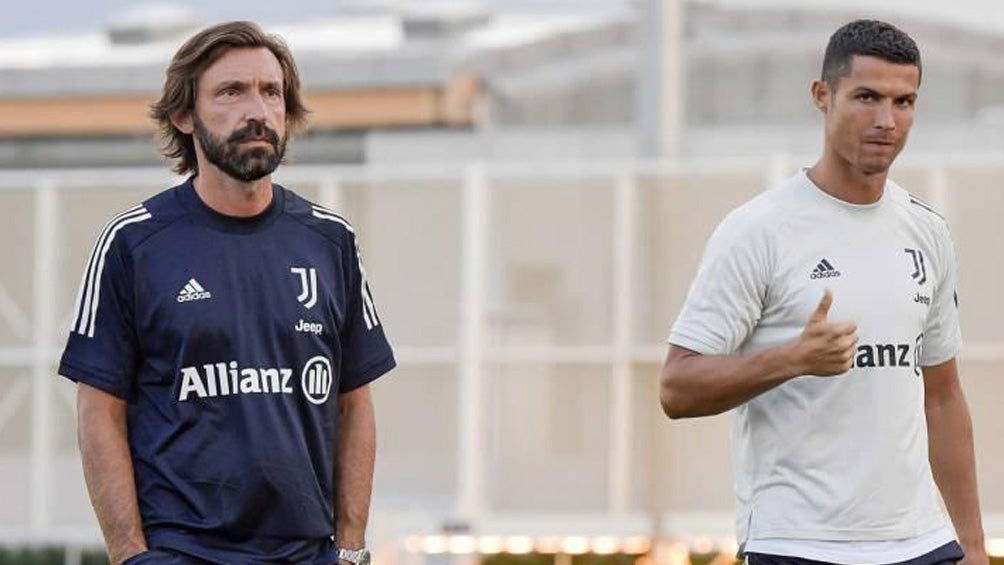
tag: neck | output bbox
[807,149,887,205]
[192,163,273,217]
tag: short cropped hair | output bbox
[821,19,922,88]
[150,21,309,175]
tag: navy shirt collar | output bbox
[176,176,285,234]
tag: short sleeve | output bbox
[59,229,139,399]
[338,232,395,392]
[667,211,772,355]
[920,229,962,366]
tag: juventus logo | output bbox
[291,267,318,309]
[904,248,927,285]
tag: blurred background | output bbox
[1,0,1004,563]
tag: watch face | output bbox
[358,549,371,565]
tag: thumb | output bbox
[809,290,833,323]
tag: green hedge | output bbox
[0,548,108,565]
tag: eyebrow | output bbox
[214,79,282,91]
[851,86,917,100]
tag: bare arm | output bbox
[77,383,147,565]
[924,359,987,565]
[661,342,805,418]
[660,290,857,419]
[335,384,376,549]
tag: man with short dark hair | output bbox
[660,20,986,565]
[60,21,394,565]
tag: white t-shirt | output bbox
[668,171,962,558]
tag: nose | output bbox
[243,90,268,122]
[874,100,896,131]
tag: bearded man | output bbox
[59,21,395,565]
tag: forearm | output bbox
[927,390,985,552]
[335,385,376,548]
[77,384,146,565]
[660,343,803,418]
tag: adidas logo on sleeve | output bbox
[809,258,841,279]
[176,278,212,302]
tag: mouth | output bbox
[238,139,275,149]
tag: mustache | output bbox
[227,120,280,146]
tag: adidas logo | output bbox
[810,259,841,279]
[177,278,212,302]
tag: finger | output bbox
[839,351,855,369]
[809,290,833,323]
[839,335,858,352]
[837,322,858,336]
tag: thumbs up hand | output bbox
[790,290,858,376]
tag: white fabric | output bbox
[668,170,961,547]
[744,525,957,564]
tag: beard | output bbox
[193,113,286,182]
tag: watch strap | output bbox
[336,548,367,564]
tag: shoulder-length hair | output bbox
[150,21,309,175]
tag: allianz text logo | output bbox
[178,356,334,403]
[849,334,923,376]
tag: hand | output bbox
[958,544,990,565]
[790,290,858,376]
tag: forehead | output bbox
[836,54,920,94]
[198,47,283,88]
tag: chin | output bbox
[855,158,894,176]
[241,147,275,160]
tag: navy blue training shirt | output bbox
[59,179,396,564]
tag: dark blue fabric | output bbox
[746,540,965,565]
[60,179,395,564]
[121,548,210,565]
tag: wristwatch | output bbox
[336,548,372,565]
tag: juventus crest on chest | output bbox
[291,266,318,308]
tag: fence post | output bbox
[31,179,57,536]
[457,163,488,528]
[610,171,638,512]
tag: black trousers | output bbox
[745,540,965,565]
[121,549,213,565]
